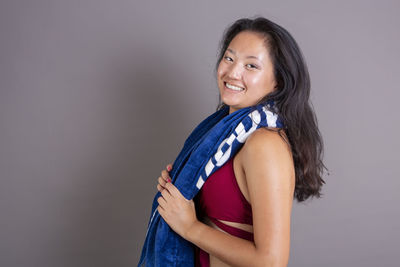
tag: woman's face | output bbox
[217,31,276,114]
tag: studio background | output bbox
[1,0,399,266]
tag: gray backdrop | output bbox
[1,0,399,266]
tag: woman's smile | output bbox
[224,82,245,92]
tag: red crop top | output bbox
[194,156,254,267]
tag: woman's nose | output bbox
[227,63,243,80]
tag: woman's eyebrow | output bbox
[226,48,261,61]
[227,48,236,54]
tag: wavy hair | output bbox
[215,17,327,202]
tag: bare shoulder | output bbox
[241,127,295,192]
[243,127,293,159]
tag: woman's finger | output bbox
[161,170,171,181]
[158,176,166,187]
[157,205,164,214]
[164,182,184,199]
[166,164,172,172]
[160,186,172,201]
[157,196,167,208]
[157,184,164,192]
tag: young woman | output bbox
[154,17,325,267]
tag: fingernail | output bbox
[167,166,172,171]
[167,178,171,183]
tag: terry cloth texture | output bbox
[138,100,283,267]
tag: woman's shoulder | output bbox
[240,127,295,192]
[243,127,292,155]
[240,127,294,174]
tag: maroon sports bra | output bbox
[194,156,254,267]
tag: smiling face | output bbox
[217,31,277,114]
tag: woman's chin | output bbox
[223,102,242,114]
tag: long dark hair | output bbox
[216,17,327,202]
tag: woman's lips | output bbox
[224,82,244,93]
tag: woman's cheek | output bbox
[247,73,261,86]
[217,67,227,92]
[217,64,226,80]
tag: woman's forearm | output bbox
[185,221,278,267]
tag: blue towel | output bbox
[138,100,283,266]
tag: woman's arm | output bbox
[157,128,295,267]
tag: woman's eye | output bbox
[246,64,258,69]
[224,56,233,62]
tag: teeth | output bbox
[225,83,244,91]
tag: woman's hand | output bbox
[156,164,198,240]
[156,163,173,192]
